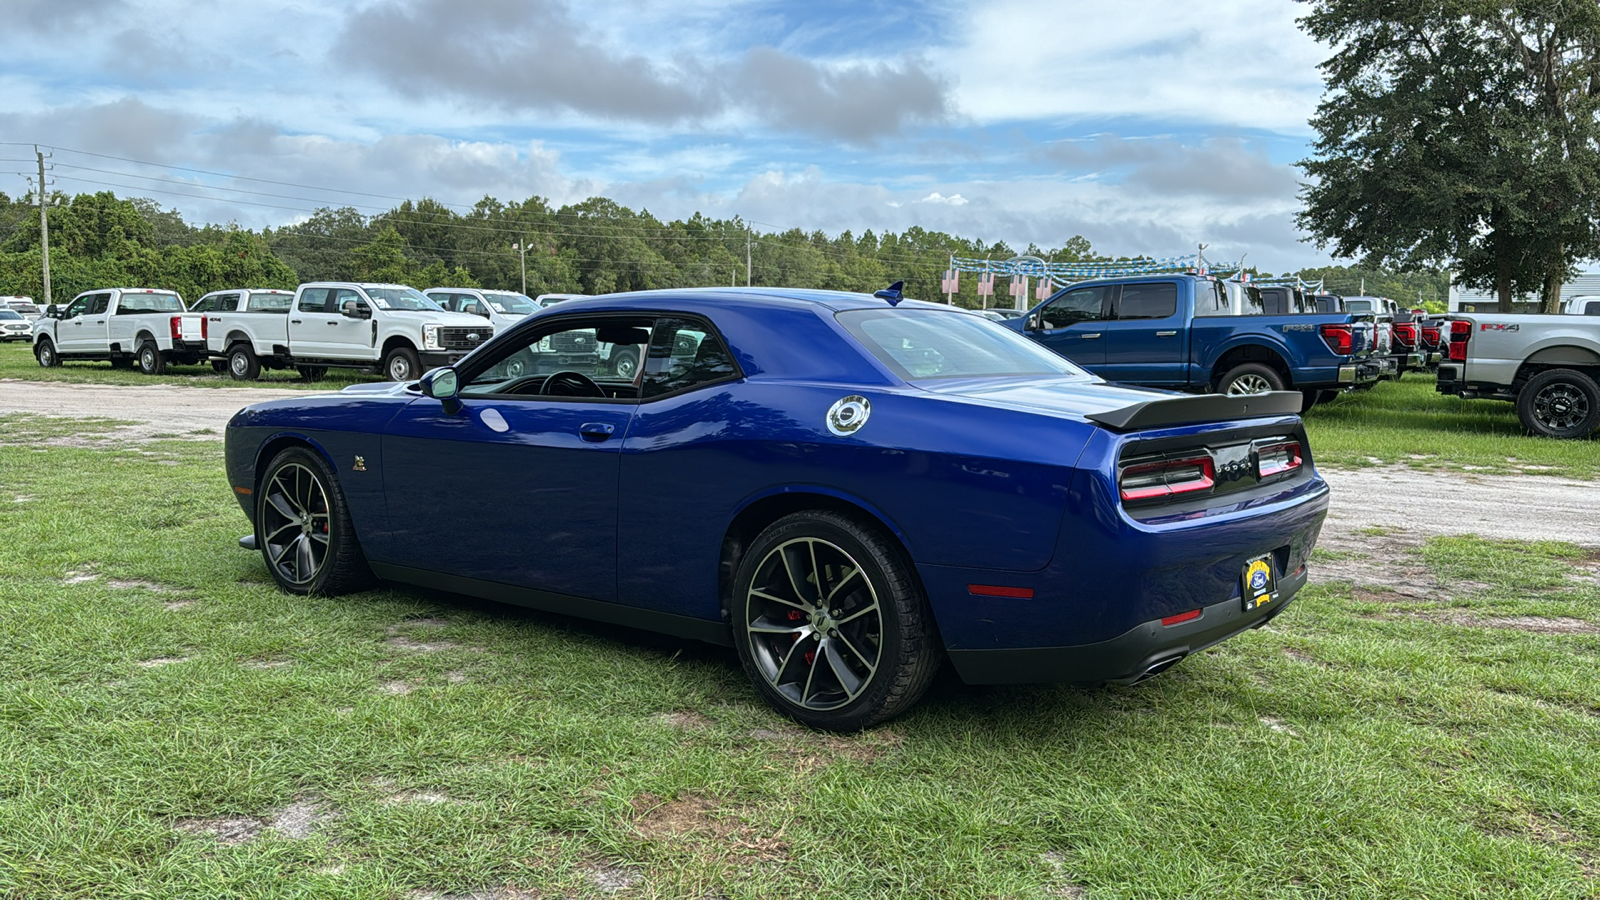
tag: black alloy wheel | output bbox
[732,510,940,731]
[137,341,166,375]
[35,338,58,368]
[1517,368,1600,439]
[256,446,373,595]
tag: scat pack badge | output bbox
[352,455,367,472]
[826,395,871,437]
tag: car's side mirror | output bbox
[342,299,373,319]
[1025,312,1042,331]
[470,305,489,318]
[45,305,60,319]
[420,367,461,413]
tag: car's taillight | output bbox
[1393,323,1416,348]
[1119,455,1215,502]
[170,316,182,340]
[1448,320,1471,362]
[200,316,208,340]
[1422,326,1440,346]
[1318,323,1353,356]
[1256,441,1303,479]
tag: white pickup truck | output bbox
[33,288,205,374]
[1436,312,1600,438]
[201,282,495,381]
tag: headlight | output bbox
[422,323,442,350]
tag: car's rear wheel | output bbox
[228,343,261,381]
[35,338,59,368]
[256,446,373,595]
[1517,368,1600,439]
[612,349,638,380]
[1217,362,1284,396]
[732,510,940,731]
[137,340,166,375]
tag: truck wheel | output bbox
[112,356,134,370]
[227,343,261,381]
[296,365,328,382]
[382,346,421,382]
[1217,363,1284,396]
[34,338,59,368]
[1300,390,1320,413]
[1517,369,1600,439]
[612,349,638,380]
[1318,390,1341,404]
[256,446,374,596]
[210,359,226,374]
[136,341,167,375]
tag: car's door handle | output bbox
[1080,333,1101,339]
[290,319,302,324]
[1156,331,1177,337]
[326,321,339,326]
[579,422,616,442]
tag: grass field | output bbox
[2,415,1599,898]
[0,340,369,390]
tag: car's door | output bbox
[1099,280,1186,385]
[379,313,649,601]
[1024,285,1112,367]
[288,287,334,356]
[57,293,99,353]
[319,288,374,359]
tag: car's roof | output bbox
[555,286,952,315]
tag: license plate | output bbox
[1242,555,1277,611]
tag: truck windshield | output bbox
[117,292,184,313]
[248,292,293,312]
[365,287,442,311]
[482,292,537,315]
[838,308,1087,381]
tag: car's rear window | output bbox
[837,308,1088,381]
[117,292,184,313]
[248,292,293,312]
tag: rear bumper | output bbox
[947,565,1306,684]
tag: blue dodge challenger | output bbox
[225,286,1329,730]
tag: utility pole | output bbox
[36,147,51,308]
[512,240,527,295]
[745,226,752,287]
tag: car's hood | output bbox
[340,381,418,396]
[381,309,490,326]
[919,376,1300,431]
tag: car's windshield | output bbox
[117,292,184,313]
[364,287,442,311]
[0,310,22,320]
[838,308,1088,381]
[248,291,294,312]
[482,292,537,315]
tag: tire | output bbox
[112,356,135,370]
[1516,368,1600,439]
[227,343,261,381]
[731,510,941,731]
[1318,390,1340,404]
[34,338,59,368]
[210,359,227,374]
[382,346,421,382]
[297,365,328,382]
[136,340,166,375]
[1300,390,1320,413]
[612,349,638,380]
[1217,362,1285,396]
[255,446,374,595]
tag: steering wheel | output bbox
[540,370,604,397]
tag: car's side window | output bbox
[1039,286,1111,329]
[428,292,455,312]
[1116,283,1177,320]
[641,317,739,399]
[64,296,92,319]
[190,295,213,313]
[88,294,111,315]
[298,288,330,314]
[332,288,363,313]
[461,316,655,401]
[1194,281,1231,317]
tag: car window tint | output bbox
[641,318,738,399]
[841,308,1087,380]
[462,316,654,398]
[1194,281,1231,317]
[89,294,113,315]
[1117,283,1177,320]
[1039,286,1110,329]
[298,288,331,314]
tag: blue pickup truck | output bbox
[1004,274,1382,407]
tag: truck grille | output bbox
[548,331,595,353]
[438,326,492,351]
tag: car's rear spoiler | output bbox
[1085,391,1303,432]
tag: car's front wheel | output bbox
[1517,368,1600,439]
[256,446,373,595]
[35,338,59,368]
[732,510,940,731]
[383,346,421,382]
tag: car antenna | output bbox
[873,280,905,306]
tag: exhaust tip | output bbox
[1129,654,1186,684]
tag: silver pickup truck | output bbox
[1436,313,1600,438]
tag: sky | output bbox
[0,0,1337,271]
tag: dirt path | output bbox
[1,378,1594,546]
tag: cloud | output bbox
[0,0,126,34]
[1039,135,1302,201]
[332,0,952,142]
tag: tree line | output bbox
[0,189,1445,309]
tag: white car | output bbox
[0,309,32,341]
[424,287,538,331]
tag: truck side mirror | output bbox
[1025,312,1042,332]
[45,305,60,319]
[342,299,373,319]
